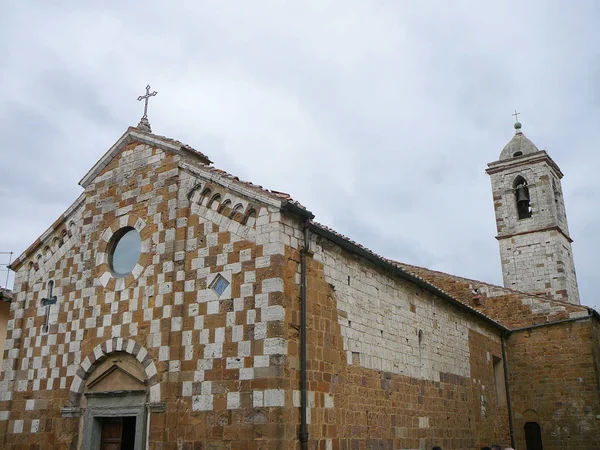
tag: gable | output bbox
[11,127,308,274]
[79,127,211,188]
[85,353,147,393]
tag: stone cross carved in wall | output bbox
[41,280,57,333]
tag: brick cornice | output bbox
[486,150,564,178]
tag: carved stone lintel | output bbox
[147,402,166,413]
[61,406,83,418]
[85,389,146,398]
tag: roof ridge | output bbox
[134,127,311,211]
[128,126,212,164]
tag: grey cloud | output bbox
[1,1,599,309]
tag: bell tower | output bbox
[486,119,580,304]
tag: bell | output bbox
[516,185,529,203]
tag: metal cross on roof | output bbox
[136,84,158,133]
[137,84,158,119]
[512,109,521,123]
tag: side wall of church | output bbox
[506,319,600,450]
[280,217,511,450]
[0,142,293,449]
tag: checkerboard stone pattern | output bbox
[0,143,293,448]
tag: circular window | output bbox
[109,228,142,277]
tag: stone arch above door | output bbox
[65,338,161,410]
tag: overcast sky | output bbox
[1,1,599,308]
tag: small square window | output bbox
[210,274,230,296]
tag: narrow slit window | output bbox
[493,355,507,406]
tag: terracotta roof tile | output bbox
[394,261,591,329]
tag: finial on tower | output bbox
[137,84,158,133]
[512,110,522,133]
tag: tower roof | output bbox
[499,122,540,160]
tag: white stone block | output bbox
[13,420,23,433]
[227,392,240,409]
[264,389,285,407]
[192,394,213,411]
[263,305,285,321]
[262,278,284,293]
[253,390,263,407]
[264,338,287,355]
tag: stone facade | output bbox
[2,123,598,449]
[486,127,580,304]
[0,127,514,449]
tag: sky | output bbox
[1,1,599,309]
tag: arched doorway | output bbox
[81,352,148,450]
[64,339,163,450]
[524,421,543,450]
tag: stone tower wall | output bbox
[488,153,580,304]
[499,231,579,303]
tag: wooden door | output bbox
[101,418,123,450]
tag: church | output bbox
[0,96,598,450]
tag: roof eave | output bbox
[486,150,564,177]
[9,193,86,272]
[281,201,314,220]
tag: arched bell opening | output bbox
[513,175,532,219]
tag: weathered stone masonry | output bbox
[0,131,297,448]
[278,223,511,450]
[487,126,580,304]
[1,127,518,449]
